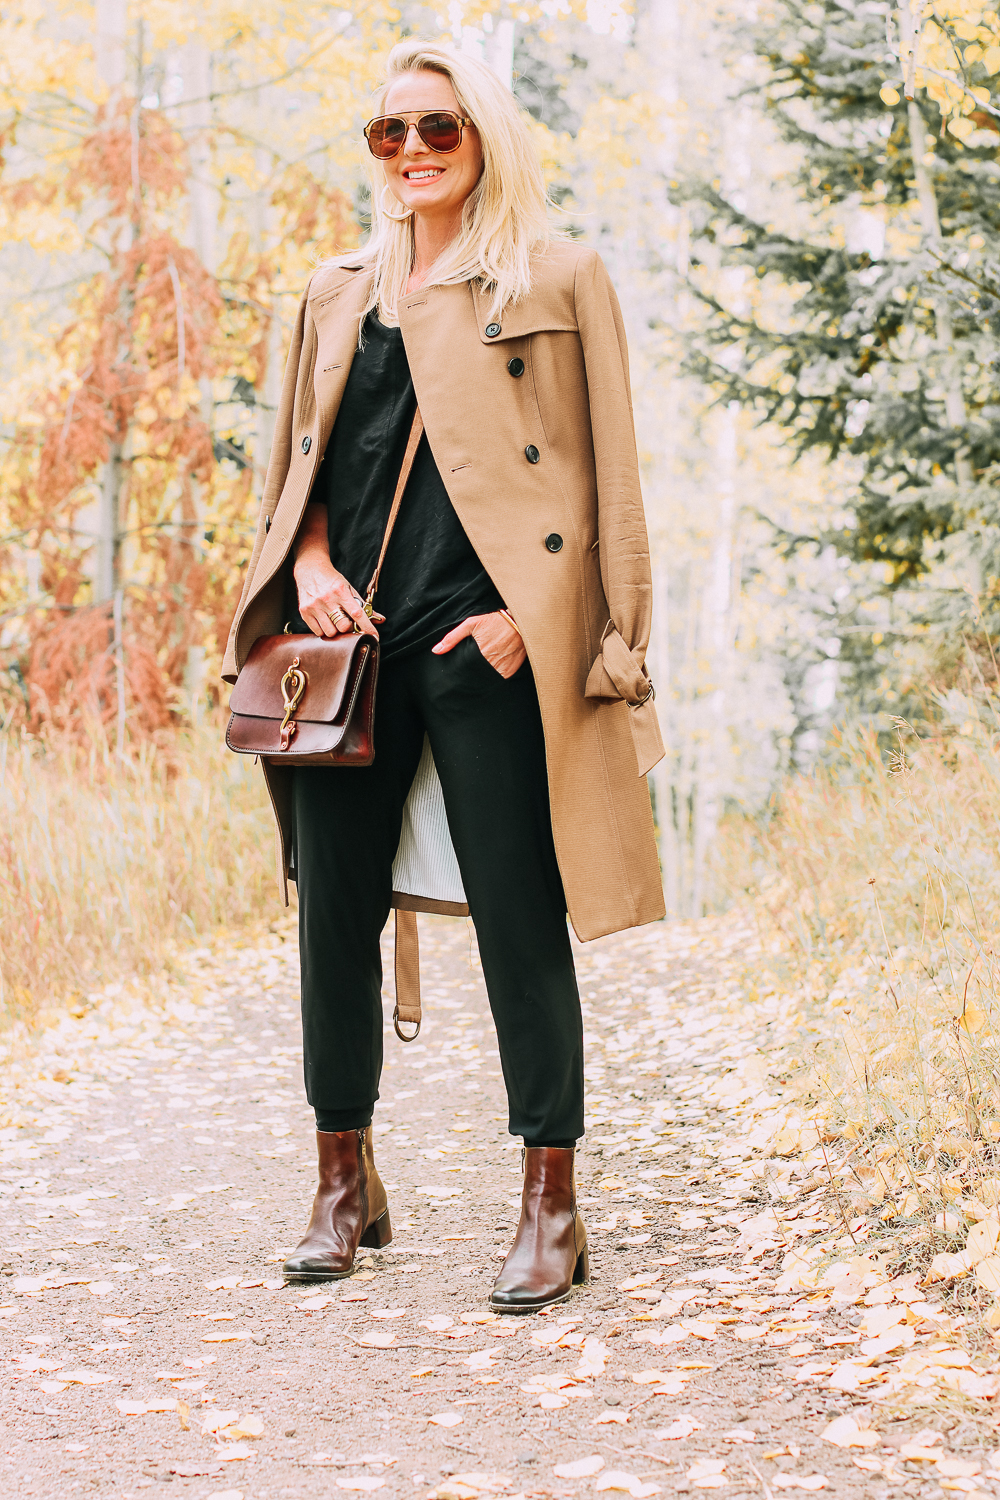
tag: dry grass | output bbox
[0,720,279,1028]
[716,696,1000,1296]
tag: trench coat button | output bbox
[545,533,563,553]
[264,514,271,534]
[525,444,540,464]
[485,321,502,338]
[301,434,312,454]
[507,357,524,377]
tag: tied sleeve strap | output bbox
[584,621,664,778]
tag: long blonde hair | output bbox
[339,39,549,326]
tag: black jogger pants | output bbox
[292,635,584,1146]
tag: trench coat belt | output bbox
[393,909,422,1040]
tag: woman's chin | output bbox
[395,187,460,216]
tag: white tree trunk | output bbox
[180,42,216,276]
[690,402,736,915]
[95,0,127,98]
[175,41,217,716]
[251,142,283,505]
[906,100,972,488]
[93,0,128,605]
[484,18,515,88]
[95,441,122,602]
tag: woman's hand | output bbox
[292,503,383,639]
[432,611,526,679]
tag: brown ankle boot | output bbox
[489,1146,589,1314]
[283,1126,392,1282]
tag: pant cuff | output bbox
[315,1110,374,1134]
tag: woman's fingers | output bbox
[472,613,526,677]
[432,616,479,655]
[302,602,337,638]
[341,592,378,637]
[432,613,525,676]
[302,590,379,639]
[294,556,379,639]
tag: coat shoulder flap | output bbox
[469,240,599,343]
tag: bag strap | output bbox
[362,405,424,617]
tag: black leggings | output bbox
[292,635,584,1147]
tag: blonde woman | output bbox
[222,40,664,1312]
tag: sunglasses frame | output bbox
[364,110,473,160]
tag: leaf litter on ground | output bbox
[4,911,1000,1495]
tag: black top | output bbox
[305,311,503,663]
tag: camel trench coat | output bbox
[222,239,666,942]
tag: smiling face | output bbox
[380,69,484,225]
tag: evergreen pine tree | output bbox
[678,0,1000,710]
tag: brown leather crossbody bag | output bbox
[226,408,424,766]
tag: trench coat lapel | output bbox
[310,268,374,451]
[245,269,372,597]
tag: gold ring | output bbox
[329,608,348,625]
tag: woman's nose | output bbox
[403,122,427,153]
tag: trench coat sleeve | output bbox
[221,287,313,685]
[575,252,665,777]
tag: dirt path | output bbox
[2,916,997,1500]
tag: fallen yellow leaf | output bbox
[553,1456,605,1478]
[821,1416,880,1449]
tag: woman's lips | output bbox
[403,167,445,181]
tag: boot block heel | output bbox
[359,1207,392,1249]
[573,1243,590,1285]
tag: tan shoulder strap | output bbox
[363,406,424,612]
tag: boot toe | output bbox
[282,1252,353,1281]
[489,1274,572,1313]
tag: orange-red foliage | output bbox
[26,606,172,739]
[2,92,352,746]
[70,104,187,220]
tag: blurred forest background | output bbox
[2,0,1000,1063]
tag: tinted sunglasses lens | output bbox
[418,112,463,152]
[367,117,406,158]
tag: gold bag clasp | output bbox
[279,657,308,750]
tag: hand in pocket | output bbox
[432,611,527,679]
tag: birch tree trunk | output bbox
[95,0,127,97]
[94,0,128,605]
[179,40,216,719]
[484,14,515,87]
[252,139,282,508]
[643,0,682,911]
[898,0,972,492]
[690,403,736,915]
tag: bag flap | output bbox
[229,633,371,725]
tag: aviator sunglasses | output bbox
[364,110,472,160]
